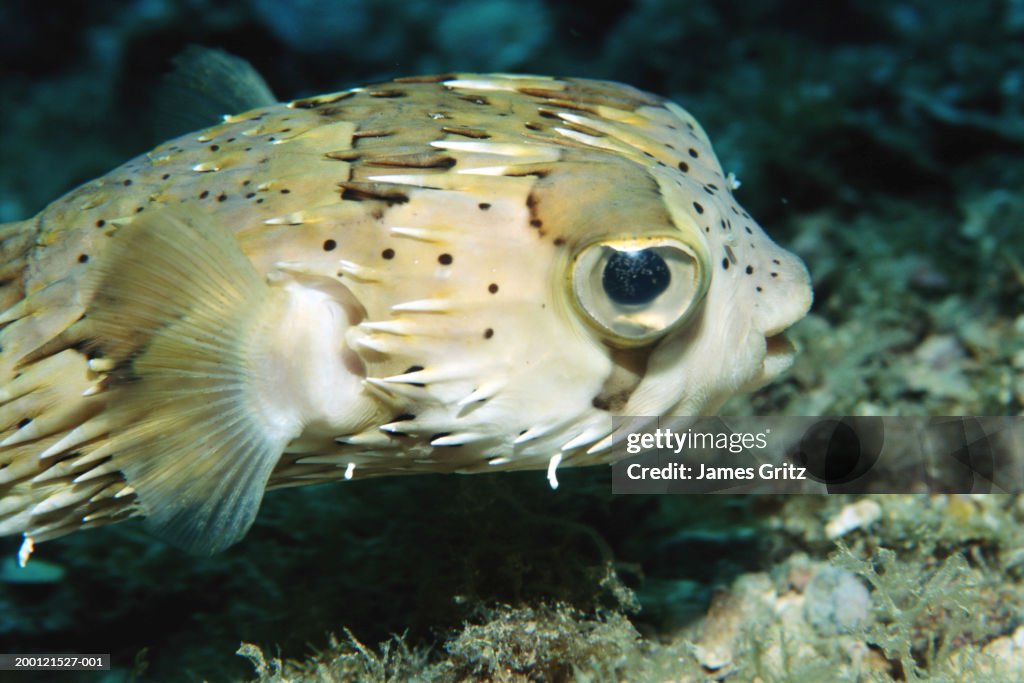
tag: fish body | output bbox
[0,72,811,553]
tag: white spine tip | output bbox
[547,453,562,490]
[18,536,34,568]
[344,463,356,480]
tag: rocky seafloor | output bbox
[0,1,1022,681]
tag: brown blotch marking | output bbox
[438,253,453,265]
[560,120,606,138]
[394,74,456,83]
[483,328,494,339]
[290,92,355,109]
[442,126,491,139]
[199,190,210,199]
[382,248,395,260]
[364,152,456,169]
[503,166,550,179]
[324,150,362,162]
[526,191,540,228]
[368,89,407,98]
[488,283,499,294]
[338,181,410,205]
[352,129,395,141]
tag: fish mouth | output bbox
[760,333,798,384]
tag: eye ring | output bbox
[571,237,709,347]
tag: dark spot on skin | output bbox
[746,265,754,274]
[554,237,566,246]
[703,186,715,195]
[78,254,89,263]
[280,189,291,194]
[688,148,699,158]
[268,137,277,143]
[371,208,384,220]
[438,253,453,265]
[257,198,265,203]
[122,179,132,186]
[217,194,227,202]
[705,227,710,233]
[483,328,494,339]
[693,201,704,214]
[478,203,491,210]
[756,286,763,292]
[707,183,719,191]
[245,147,252,152]
[530,219,542,228]
[243,179,251,186]
[323,239,337,251]
[210,145,220,152]
[135,206,144,213]
[281,128,292,133]
[771,272,778,278]
[17,418,31,429]
[773,259,781,265]
[524,122,542,131]
[228,138,236,143]
[161,173,171,180]
[199,190,210,199]
[382,248,395,259]
[488,283,499,294]
[246,192,256,198]
[722,258,730,270]
[95,219,105,228]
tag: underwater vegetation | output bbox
[0,0,1022,681]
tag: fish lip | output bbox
[760,332,798,383]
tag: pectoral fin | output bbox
[88,207,297,554]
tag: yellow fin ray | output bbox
[86,207,298,554]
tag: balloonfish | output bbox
[0,53,811,555]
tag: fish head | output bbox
[538,98,812,421]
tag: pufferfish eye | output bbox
[572,237,710,346]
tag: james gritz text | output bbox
[626,463,808,481]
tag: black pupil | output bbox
[602,250,671,305]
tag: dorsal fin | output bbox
[153,45,277,140]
